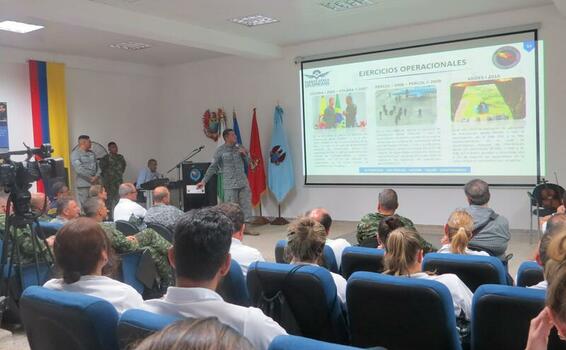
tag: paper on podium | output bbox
[186,185,205,194]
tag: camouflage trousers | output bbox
[135,229,174,287]
[224,186,252,220]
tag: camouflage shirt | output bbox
[100,154,126,192]
[356,212,435,253]
[203,144,249,189]
[0,214,52,265]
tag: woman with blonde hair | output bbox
[439,210,489,256]
[384,227,473,320]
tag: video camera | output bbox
[0,144,65,219]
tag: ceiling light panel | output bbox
[230,15,279,27]
[0,20,44,33]
[320,0,376,11]
[109,41,151,50]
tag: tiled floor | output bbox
[0,220,539,349]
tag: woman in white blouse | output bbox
[384,227,473,320]
[438,210,489,256]
[44,217,143,313]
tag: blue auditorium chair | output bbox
[516,260,544,288]
[117,309,182,350]
[120,249,157,296]
[20,286,120,350]
[274,239,339,273]
[247,261,348,344]
[269,335,380,350]
[347,271,462,350]
[422,253,507,292]
[34,221,63,239]
[145,222,173,243]
[115,220,140,236]
[472,284,565,350]
[340,246,385,279]
[217,259,250,307]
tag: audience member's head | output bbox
[537,214,566,280]
[0,192,8,214]
[377,189,399,214]
[56,197,81,220]
[134,318,254,350]
[444,210,475,254]
[108,141,118,155]
[83,197,108,222]
[384,227,424,276]
[285,217,326,265]
[215,203,243,240]
[153,186,170,205]
[306,208,332,235]
[464,179,490,206]
[545,230,566,338]
[51,181,69,200]
[171,208,232,287]
[53,218,111,284]
[148,159,158,172]
[30,192,50,213]
[377,215,405,248]
[89,185,107,201]
[78,135,91,151]
[119,183,137,200]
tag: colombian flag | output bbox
[28,60,70,191]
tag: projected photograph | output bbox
[314,93,366,129]
[451,77,526,122]
[374,86,437,127]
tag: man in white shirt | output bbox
[216,202,264,275]
[113,183,146,222]
[141,208,286,350]
[307,208,351,269]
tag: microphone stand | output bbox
[167,146,204,210]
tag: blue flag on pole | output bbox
[268,105,294,203]
[232,110,248,175]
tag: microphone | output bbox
[198,145,205,150]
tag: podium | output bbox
[182,162,217,211]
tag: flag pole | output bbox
[270,203,288,225]
[250,202,270,225]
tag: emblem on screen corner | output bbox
[492,46,521,69]
[304,70,330,87]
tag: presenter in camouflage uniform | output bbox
[71,135,100,208]
[99,141,126,213]
[197,129,252,220]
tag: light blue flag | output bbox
[268,106,294,203]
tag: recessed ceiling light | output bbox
[230,14,279,27]
[0,20,44,34]
[320,0,375,11]
[109,41,151,51]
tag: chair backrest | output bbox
[117,309,182,350]
[145,223,173,243]
[340,246,384,279]
[217,260,250,307]
[517,261,544,288]
[268,335,374,350]
[35,221,63,239]
[20,286,120,350]
[115,220,140,236]
[274,239,339,273]
[247,261,348,344]
[347,271,462,350]
[422,253,507,292]
[472,284,565,350]
[120,250,157,294]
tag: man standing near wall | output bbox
[99,141,126,213]
[71,135,100,208]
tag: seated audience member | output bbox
[307,208,351,268]
[89,184,108,202]
[540,191,566,233]
[463,179,510,257]
[136,158,163,189]
[144,186,184,231]
[526,229,566,349]
[141,208,286,350]
[44,218,143,313]
[114,183,146,222]
[384,227,473,320]
[438,210,489,256]
[51,197,81,225]
[529,214,566,290]
[357,189,435,252]
[285,217,347,304]
[377,215,406,248]
[216,202,264,275]
[83,197,173,287]
[30,192,53,221]
[134,318,254,350]
[48,181,69,215]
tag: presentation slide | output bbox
[301,30,544,185]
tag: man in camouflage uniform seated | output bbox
[356,189,435,252]
[82,197,173,287]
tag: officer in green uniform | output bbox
[99,141,126,215]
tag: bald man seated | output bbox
[144,186,184,231]
[307,208,351,269]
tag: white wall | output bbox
[0,46,161,182]
[157,4,566,229]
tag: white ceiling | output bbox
[0,0,557,66]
